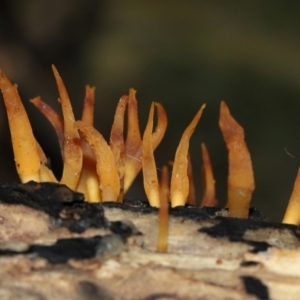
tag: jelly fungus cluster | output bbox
[0,66,299,228]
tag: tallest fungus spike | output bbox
[219,101,254,218]
[0,70,41,183]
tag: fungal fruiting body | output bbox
[219,101,255,218]
[0,66,255,217]
[2,66,300,225]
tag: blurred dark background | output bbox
[1,0,300,221]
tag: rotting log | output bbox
[0,182,298,300]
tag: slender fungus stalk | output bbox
[110,96,128,202]
[219,101,254,218]
[159,165,170,203]
[77,85,99,202]
[52,65,82,190]
[151,102,168,150]
[142,102,160,207]
[30,96,64,157]
[81,85,96,125]
[0,70,41,183]
[124,90,167,193]
[170,104,206,207]
[157,166,169,253]
[200,143,217,207]
[282,167,300,225]
[124,89,142,192]
[74,120,120,201]
[186,153,196,206]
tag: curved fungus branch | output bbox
[282,167,300,225]
[170,104,206,207]
[52,65,82,190]
[151,102,168,149]
[30,96,64,157]
[124,89,142,192]
[76,85,100,201]
[74,120,120,202]
[219,101,254,218]
[124,90,167,193]
[0,70,41,183]
[200,143,217,207]
[142,102,160,207]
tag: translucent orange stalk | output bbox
[74,120,120,201]
[186,153,196,206]
[170,104,206,207]
[157,166,169,253]
[142,102,160,207]
[200,143,217,207]
[124,89,167,193]
[0,70,41,183]
[77,85,99,202]
[30,96,64,157]
[52,65,82,190]
[124,89,142,192]
[219,101,254,218]
[110,95,128,202]
[282,167,300,225]
[81,85,96,125]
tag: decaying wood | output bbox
[0,182,299,300]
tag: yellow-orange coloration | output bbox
[74,120,120,201]
[157,166,169,252]
[76,86,99,201]
[52,65,82,191]
[219,101,255,218]
[282,167,300,225]
[0,70,41,183]
[81,86,96,125]
[110,96,128,202]
[124,89,143,192]
[170,104,206,207]
[124,90,167,193]
[186,153,196,206]
[30,96,64,157]
[142,102,160,207]
[0,67,265,221]
[159,165,170,204]
[200,143,217,207]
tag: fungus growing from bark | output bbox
[0,67,265,221]
[170,104,206,207]
[0,67,168,204]
[200,143,217,207]
[142,102,160,207]
[0,70,43,183]
[157,166,169,253]
[219,101,255,218]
